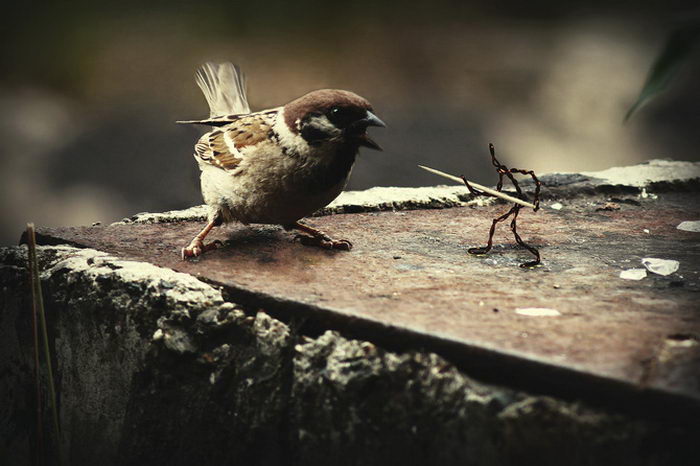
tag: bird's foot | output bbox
[181,239,223,259]
[287,221,353,251]
[294,233,353,251]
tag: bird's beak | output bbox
[364,111,386,128]
[355,111,385,151]
[357,134,382,151]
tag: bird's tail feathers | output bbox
[195,62,251,117]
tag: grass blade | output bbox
[26,223,65,465]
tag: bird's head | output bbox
[284,89,385,151]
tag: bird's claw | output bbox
[294,234,353,251]
[332,239,353,251]
[181,239,223,260]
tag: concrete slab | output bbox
[5,244,695,465]
[31,173,700,421]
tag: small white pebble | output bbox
[639,188,658,200]
[642,258,680,276]
[677,221,700,233]
[550,202,563,210]
[515,308,561,317]
[152,329,164,341]
[620,268,647,280]
[643,229,650,234]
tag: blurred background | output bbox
[1,1,699,244]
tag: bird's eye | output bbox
[327,106,361,128]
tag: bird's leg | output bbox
[181,216,223,259]
[285,221,353,251]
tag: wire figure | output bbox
[461,144,542,268]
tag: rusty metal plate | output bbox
[34,193,700,419]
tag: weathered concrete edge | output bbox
[580,159,700,187]
[2,245,696,465]
[19,222,700,422]
[211,270,700,424]
[114,159,700,225]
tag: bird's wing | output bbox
[194,111,276,171]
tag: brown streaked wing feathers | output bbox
[194,113,274,171]
[226,116,270,149]
[194,130,241,170]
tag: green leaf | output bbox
[625,24,700,122]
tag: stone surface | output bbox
[3,160,700,465]
[580,159,700,187]
[31,192,700,422]
[1,246,696,465]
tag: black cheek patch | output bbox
[300,125,331,145]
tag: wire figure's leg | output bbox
[509,207,541,267]
[468,206,518,255]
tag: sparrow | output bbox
[178,62,385,258]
